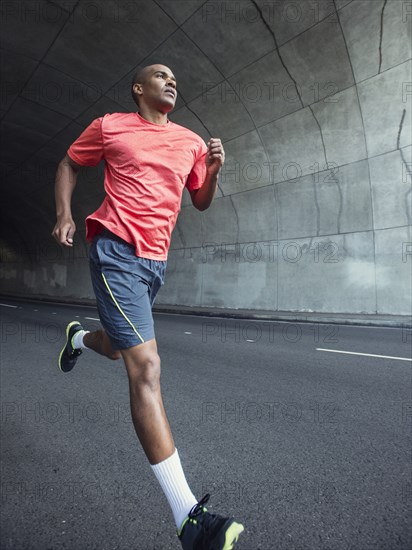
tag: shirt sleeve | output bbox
[185,140,208,192]
[67,117,104,166]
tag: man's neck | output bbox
[137,106,169,126]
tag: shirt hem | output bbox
[87,221,168,262]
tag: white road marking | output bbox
[0,303,17,308]
[316,348,412,362]
[85,317,100,321]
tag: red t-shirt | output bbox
[67,112,207,260]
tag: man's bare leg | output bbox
[117,338,197,528]
[84,331,173,462]
[84,329,122,361]
[120,338,174,464]
[75,330,173,463]
[64,325,197,527]
[60,323,244,545]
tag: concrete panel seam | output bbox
[175,219,187,249]
[312,167,321,237]
[228,196,240,244]
[46,0,71,14]
[152,0,209,28]
[250,0,304,110]
[180,102,227,198]
[378,0,389,74]
[397,110,412,225]
[307,105,329,179]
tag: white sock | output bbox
[151,448,197,529]
[72,330,90,350]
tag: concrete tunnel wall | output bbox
[0,0,411,315]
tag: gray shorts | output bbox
[88,229,167,350]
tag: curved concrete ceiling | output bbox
[0,0,411,314]
[0,0,356,249]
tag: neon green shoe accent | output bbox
[101,272,145,344]
[58,321,81,371]
[177,516,199,537]
[177,516,189,538]
[222,522,245,550]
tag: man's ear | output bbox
[133,83,143,97]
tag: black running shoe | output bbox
[178,494,244,550]
[58,321,83,373]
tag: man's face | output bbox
[135,65,177,112]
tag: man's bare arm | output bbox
[190,138,225,211]
[52,154,83,247]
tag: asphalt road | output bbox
[1,299,411,550]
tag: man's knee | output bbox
[124,350,161,392]
[108,350,122,360]
[100,330,121,360]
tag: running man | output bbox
[52,64,244,549]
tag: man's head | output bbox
[131,64,177,113]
